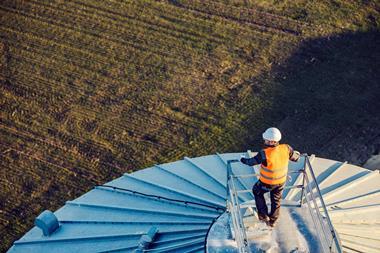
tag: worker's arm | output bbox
[240,151,264,166]
[288,145,300,162]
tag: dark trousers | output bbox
[252,180,285,223]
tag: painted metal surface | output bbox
[7,153,380,253]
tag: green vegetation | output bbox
[0,0,379,251]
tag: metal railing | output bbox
[301,155,342,253]
[226,154,342,253]
[227,159,251,253]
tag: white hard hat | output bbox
[262,127,282,142]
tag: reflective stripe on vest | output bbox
[259,144,289,185]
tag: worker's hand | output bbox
[240,157,248,164]
[290,150,301,162]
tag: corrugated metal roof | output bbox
[7,153,380,253]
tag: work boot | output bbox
[258,214,269,223]
[267,218,277,227]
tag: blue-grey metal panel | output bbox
[61,202,215,222]
[159,158,227,198]
[70,187,218,216]
[106,174,224,208]
[131,165,225,204]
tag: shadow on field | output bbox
[259,29,380,166]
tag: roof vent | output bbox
[34,210,59,236]
[134,227,159,253]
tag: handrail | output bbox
[231,176,250,252]
[226,159,239,208]
[226,160,251,253]
[302,155,342,253]
[303,167,332,252]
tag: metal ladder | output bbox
[226,154,343,253]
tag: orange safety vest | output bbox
[259,144,289,185]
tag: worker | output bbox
[240,127,300,227]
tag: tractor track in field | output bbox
[0,138,132,180]
[0,7,185,63]
[2,0,234,64]
[166,0,308,36]
[2,65,204,134]
[2,70,206,154]
[24,0,221,48]
[1,28,211,86]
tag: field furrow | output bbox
[3,67,202,138]
[0,125,122,177]
[165,0,304,35]
[27,0,225,46]
[0,6,184,63]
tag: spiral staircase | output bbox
[7,152,380,253]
